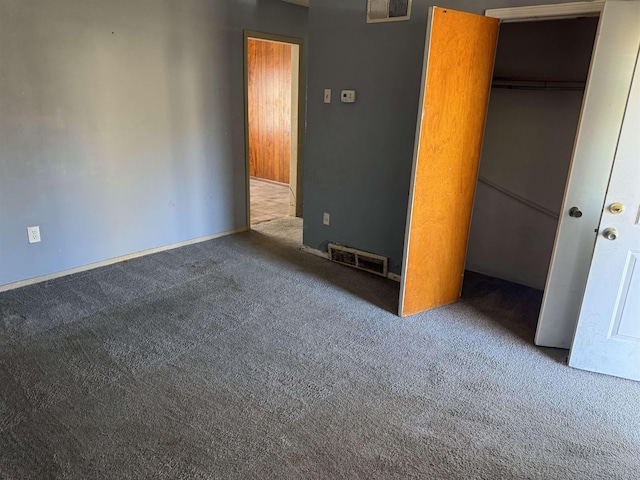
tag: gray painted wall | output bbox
[0,0,308,287]
[302,0,591,275]
[467,18,598,289]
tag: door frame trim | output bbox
[485,1,604,22]
[243,30,305,228]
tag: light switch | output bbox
[341,90,356,103]
[324,89,332,103]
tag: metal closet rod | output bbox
[491,76,586,91]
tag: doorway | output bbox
[243,31,303,227]
[465,17,599,320]
[485,1,639,350]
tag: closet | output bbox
[466,17,599,291]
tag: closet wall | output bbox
[466,17,599,289]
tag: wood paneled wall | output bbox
[248,38,292,184]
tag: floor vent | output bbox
[328,243,388,277]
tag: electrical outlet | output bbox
[324,89,331,103]
[323,212,330,226]
[27,226,41,244]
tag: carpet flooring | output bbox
[0,217,639,479]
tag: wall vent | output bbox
[328,243,388,277]
[367,0,412,23]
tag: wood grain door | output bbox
[247,38,292,184]
[399,7,499,317]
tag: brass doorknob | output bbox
[603,228,619,240]
[569,207,582,218]
[610,202,624,214]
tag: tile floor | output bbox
[250,177,290,225]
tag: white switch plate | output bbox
[27,226,41,243]
[341,90,356,103]
[324,89,332,103]
[323,212,330,225]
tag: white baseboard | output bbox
[387,272,401,283]
[300,245,400,282]
[0,227,248,293]
[300,245,329,259]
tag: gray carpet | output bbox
[0,217,638,479]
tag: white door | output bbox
[535,0,640,349]
[568,51,640,381]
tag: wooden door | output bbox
[568,51,640,381]
[399,7,499,317]
[247,38,292,184]
[535,0,640,349]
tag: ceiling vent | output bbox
[367,0,412,23]
[328,243,388,277]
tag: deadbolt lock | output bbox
[603,228,619,241]
[609,202,624,214]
